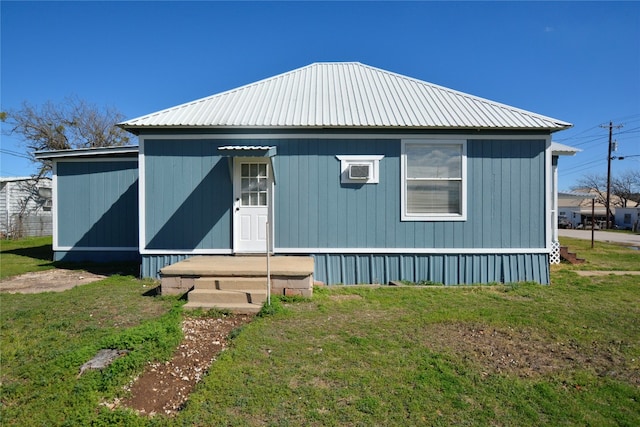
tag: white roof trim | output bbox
[0,176,51,183]
[35,145,139,160]
[551,142,580,156]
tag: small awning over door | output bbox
[218,146,277,183]
[218,146,277,157]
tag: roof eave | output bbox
[118,123,572,134]
[35,145,139,160]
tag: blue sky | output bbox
[1,1,639,191]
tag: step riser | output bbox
[183,302,262,314]
[194,278,267,291]
[189,290,267,305]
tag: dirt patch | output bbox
[329,294,364,301]
[112,314,254,417]
[426,322,639,385]
[0,269,109,293]
[574,271,640,276]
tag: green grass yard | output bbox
[0,237,638,426]
[0,236,55,279]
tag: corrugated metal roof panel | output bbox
[551,142,581,156]
[120,62,571,131]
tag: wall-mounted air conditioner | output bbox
[348,164,371,180]
[336,155,384,184]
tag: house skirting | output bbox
[142,253,550,285]
[310,253,550,285]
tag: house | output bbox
[0,176,52,238]
[36,62,573,286]
[34,147,140,262]
[615,207,640,231]
[557,192,604,229]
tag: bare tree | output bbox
[612,169,640,207]
[1,96,131,176]
[573,170,640,208]
[572,173,607,205]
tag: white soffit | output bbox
[551,141,581,156]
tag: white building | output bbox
[0,177,52,238]
[615,207,640,231]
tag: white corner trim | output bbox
[545,136,553,250]
[138,138,147,252]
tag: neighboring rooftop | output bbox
[120,62,572,133]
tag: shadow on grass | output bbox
[51,260,141,277]
[2,245,140,276]
[1,244,53,261]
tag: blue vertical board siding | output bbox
[139,136,549,284]
[274,138,546,250]
[144,139,232,250]
[310,253,550,285]
[56,161,138,249]
[54,250,140,262]
[141,254,191,278]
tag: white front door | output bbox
[233,158,271,253]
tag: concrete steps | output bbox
[160,256,314,313]
[184,277,267,313]
[182,301,263,314]
[195,277,267,291]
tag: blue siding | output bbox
[311,253,550,285]
[140,136,549,284]
[143,252,549,284]
[142,254,192,278]
[144,139,232,250]
[54,250,139,263]
[275,139,546,250]
[57,161,138,249]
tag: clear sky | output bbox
[1,1,639,191]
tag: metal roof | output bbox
[120,62,572,132]
[551,142,580,156]
[0,176,51,183]
[34,145,139,160]
[218,146,275,151]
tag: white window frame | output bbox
[336,155,384,184]
[401,139,467,221]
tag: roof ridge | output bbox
[120,62,571,130]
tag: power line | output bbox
[0,148,32,160]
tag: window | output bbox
[336,155,384,184]
[241,163,268,206]
[401,140,466,221]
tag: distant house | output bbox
[0,176,52,238]
[615,207,640,231]
[37,62,573,285]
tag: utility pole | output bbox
[602,121,623,229]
